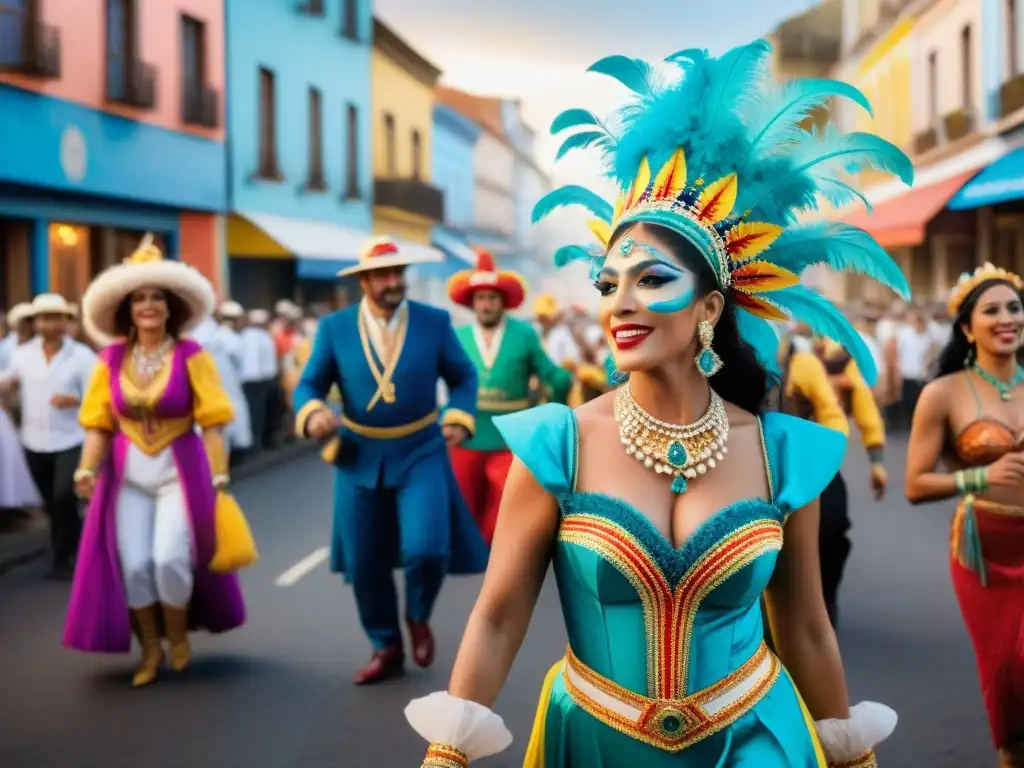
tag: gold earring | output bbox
[695,320,723,377]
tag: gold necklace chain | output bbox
[614,382,730,494]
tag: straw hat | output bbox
[447,251,527,310]
[218,300,245,319]
[337,236,441,277]
[31,293,75,316]
[80,233,215,345]
[532,293,559,319]
[274,299,302,320]
[6,302,35,326]
[248,309,270,324]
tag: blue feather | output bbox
[551,108,602,135]
[587,55,659,97]
[553,244,601,269]
[556,129,610,160]
[532,185,614,224]
[810,175,873,212]
[664,48,710,67]
[767,222,909,299]
[744,78,873,156]
[768,285,879,385]
[734,309,781,377]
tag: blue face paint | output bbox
[600,235,699,314]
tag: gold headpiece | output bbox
[947,262,1024,317]
[126,233,164,264]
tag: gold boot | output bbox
[130,605,164,687]
[161,603,191,672]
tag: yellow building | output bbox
[371,18,444,245]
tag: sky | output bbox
[373,0,824,300]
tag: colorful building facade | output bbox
[0,0,226,307]
[224,0,373,309]
[370,18,445,260]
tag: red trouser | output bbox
[450,445,513,545]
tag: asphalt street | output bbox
[0,435,994,768]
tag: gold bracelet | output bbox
[73,468,96,483]
[212,474,230,491]
[831,751,876,768]
[421,743,468,768]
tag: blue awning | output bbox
[947,147,1024,210]
[297,257,358,280]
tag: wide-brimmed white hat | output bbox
[80,233,215,346]
[218,300,244,319]
[6,302,35,326]
[274,299,302,320]
[32,293,75,316]
[337,236,441,277]
[248,309,270,324]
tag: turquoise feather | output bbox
[810,175,873,212]
[553,244,600,268]
[551,108,603,135]
[767,285,879,385]
[734,310,781,376]
[767,222,910,299]
[743,78,873,155]
[556,129,611,160]
[586,55,659,96]
[532,185,613,224]
[664,47,710,66]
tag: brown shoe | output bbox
[353,646,404,685]
[406,618,434,668]
[161,604,191,672]
[130,605,165,688]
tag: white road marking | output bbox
[275,547,330,586]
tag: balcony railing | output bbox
[0,13,61,78]
[1000,73,1024,117]
[182,83,218,128]
[943,107,975,142]
[913,126,939,155]
[107,57,156,110]
[374,178,445,221]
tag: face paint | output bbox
[599,237,698,314]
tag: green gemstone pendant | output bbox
[666,441,688,467]
[696,348,723,377]
[671,476,688,494]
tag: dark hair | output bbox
[618,223,778,414]
[935,278,1024,378]
[113,289,192,338]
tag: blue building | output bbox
[0,1,227,308]
[224,0,373,309]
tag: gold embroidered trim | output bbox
[558,514,783,699]
[358,305,408,410]
[116,415,194,457]
[562,640,779,752]
[295,399,329,438]
[421,743,468,768]
[476,398,531,412]
[341,410,439,439]
[831,751,876,768]
[442,407,476,435]
[950,498,1024,566]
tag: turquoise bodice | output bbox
[495,404,847,701]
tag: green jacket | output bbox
[455,316,572,451]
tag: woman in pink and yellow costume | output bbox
[407,40,910,767]
[64,236,247,687]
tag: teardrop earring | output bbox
[695,320,723,378]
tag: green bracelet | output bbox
[955,467,989,495]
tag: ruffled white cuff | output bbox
[815,701,897,765]
[405,692,513,764]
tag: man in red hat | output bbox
[446,251,572,544]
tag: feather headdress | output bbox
[532,39,914,384]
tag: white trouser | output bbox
[115,446,194,608]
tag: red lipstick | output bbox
[611,324,653,350]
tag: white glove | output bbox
[405,692,513,762]
[815,701,897,764]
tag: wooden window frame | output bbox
[383,112,396,176]
[1008,0,1019,79]
[961,24,973,109]
[257,66,282,180]
[345,103,361,199]
[411,129,422,179]
[927,51,938,124]
[307,86,326,191]
[341,0,358,40]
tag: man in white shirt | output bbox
[0,294,97,579]
[240,308,280,450]
[192,303,252,460]
[894,308,935,430]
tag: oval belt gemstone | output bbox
[666,441,687,467]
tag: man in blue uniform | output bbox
[294,237,487,685]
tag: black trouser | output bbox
[243,379,271,453]
[263,380,283,448]
[818,472,851,627]
[25,445,82,567]
[898,378,925,432]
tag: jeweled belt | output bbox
[562,640,779,752]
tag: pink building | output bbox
[0,0,227,306]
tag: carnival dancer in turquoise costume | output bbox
[294,236,488,686]
[406,39,912,767]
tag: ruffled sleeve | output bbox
[761,412,847,518]
[78,360,115,432]
[185,349,235,429]
[493,403,576,496]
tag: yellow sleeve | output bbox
[845,359,885,448]
[789,353,849,435]
[78,361,115,432]
[185,350,235,429]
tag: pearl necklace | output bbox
[614,383,730,494]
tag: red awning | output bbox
[842,170,977,248]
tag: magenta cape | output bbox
[63,339,246,653]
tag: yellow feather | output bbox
[724,221,784,262]
[651,148,687,201]
[694,173,738,224]
[587,219,612,247]
[626,156,652,210]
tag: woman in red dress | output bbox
[906,263,1024,767]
